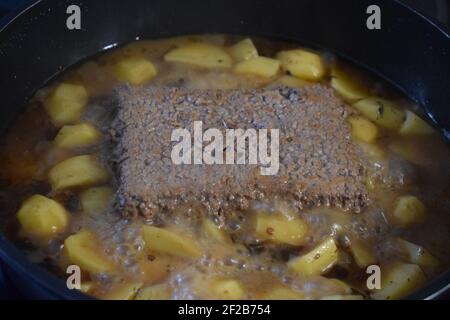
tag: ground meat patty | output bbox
[111,85,367,219]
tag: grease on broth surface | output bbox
[0,35,449,300]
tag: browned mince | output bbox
[0,35,449,300]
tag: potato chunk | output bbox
[234,56,280,78]
[276,49,325,81]
[192,275,245,300]
[103,281,143,300]
[392,195,427,227]
[80,187,113,217]
[399,110,434,135]
[201,219,231,244]
[254,213,308,246]
[164,43,232,69]
[330,67,369,102]
[259,286,305,300]
[48,155,109,191]
[348,116,378,143]
[321,295,364,300]
[64,229,115,274]
[371,263,426,300]
[135,284,172,300]
[228,38,258,62]
[348,241,377,268]
[288,237,339,276]
[396,238,440,268]
[113,56,158,85]
[141,225,201,258]
[17,195,69,239]
[45,83,88,127]
[353,97,405,130]
[54,123,101,149]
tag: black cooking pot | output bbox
[0,0,449,299]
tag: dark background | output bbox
[0,0,448,300]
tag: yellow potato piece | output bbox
[135,284,172,300]
[64,229,115,274]
[79,282,94,294]
[371,263,426,300]
[201,219,231,244]
[54,123,101,149]
[48,155,109,191]
[45,83,88,127]
[205,278,245,300]
[399,110,434,135]
[288,237,339,276]
[392,195,427,227]
[348,116,378,143]
[103,281,143,300]
[141,225,201,258]
[353,97,405,130]
[277,75,312,88]
[356,141,386,161]
[321,295,364,300]
[396,238,440,269]
[234,56,280,78]
[277,49,325,81]
[330,67,369,102]
[164,43,232,69]
[259,286,305,300]
[254,214,308,246]
[113,56,157,85]
[80,187,113,217]
[228,38,258,62]
[348,241,377,268]
[17,195,69,239]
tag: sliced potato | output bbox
[135,284,172,300]
[17,195,69,239]
[355,141,386,161]
[321,295,364,300]
[330,66,369,102]
[234,56,280,78]
[48,155,109,191]
[399,110,434,135]
[348,116,378,143]
[396,238,440,269]
[79,282,94,294]
[352,97,405,130]
[348,241,377,268]
[54,123,101,149]
[371,263,426,300]
[276,49,325,81]
[64,229,115,274]
[113,56,157,85]
[164,43,232,69]
[45,83,88,127]
[192,276,245,300]
[288,237,339,276]
[228,38,258,62]
[259,286,305,300]
[103,281,143,300]
[80,187,113,217]
[201,219,231,244]
[141,225,201,258]
[392,195,427,227]
[254,213,308,246]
